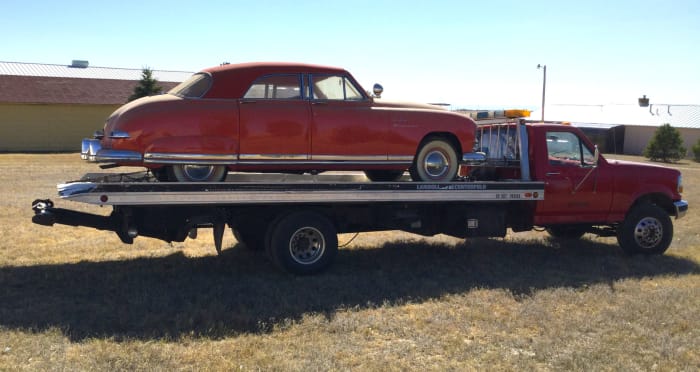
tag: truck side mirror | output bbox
[593,145,599,167]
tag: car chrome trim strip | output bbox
[388,155,414,162]
[144,153,238,165]
[240,154,309,160]
[313,155,387,161]
[108,130,130,139]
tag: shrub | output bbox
[693,139,700,162]
[644,123,686,162]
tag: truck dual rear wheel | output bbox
[410,138,458,182]
[267,211,338,275]
[617,203,672,255]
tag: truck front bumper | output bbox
[674,200,689,219]
[81,138,142,163]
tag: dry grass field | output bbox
[1,153,698,371]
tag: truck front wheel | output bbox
[268,211,338,275]
[617,203,673,255]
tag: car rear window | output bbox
[169,73,212,98]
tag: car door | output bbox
[535,129,613,224]
[309,74,389,162]
[238,74,311,162]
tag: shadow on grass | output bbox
[1,237,697,341]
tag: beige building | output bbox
[532,103,700,156]
[0,61,191,151]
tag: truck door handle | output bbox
[546,172,560,176]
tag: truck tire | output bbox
[364,170,405,182]
[268,211,338,275]
[169,165,227,182]
[410,138,458,182]
[617,203,673,255]
[546,225,588,240]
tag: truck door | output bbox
[535,130,613,225]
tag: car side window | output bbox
[311,75,363,101]
[546,131,594,166]
[244,74,302,99]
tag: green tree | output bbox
[643,123,686,162]
[128,67,162,102]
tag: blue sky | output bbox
[2,0,698,108]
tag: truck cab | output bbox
[471,120,686,254]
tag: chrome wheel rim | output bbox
[634,217,663,249]
[289,227,325,265]
[424,150,449,178]
[182,165,215,181]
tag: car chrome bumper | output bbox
[81,138,142,163]
[462,152,487,165]
[674,200,688,219]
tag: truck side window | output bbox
[546,131,594,167]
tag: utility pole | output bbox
[537,64,546,121]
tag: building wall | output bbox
[622,126,657,155]
[623,125,700,157]
[0,103,118,151]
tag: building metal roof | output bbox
[0,61,193,82]
[0,75,180,105]
[0,61,191,105]
[532,104,700,129]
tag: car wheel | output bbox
[617,203,672,255]
[364,170,405,182]
[410,138,458,182]
[268,211,338,275]
[169,165,228,182]
[546,225,588,240]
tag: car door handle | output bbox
[546,172,561,176]
[311,101,327,106]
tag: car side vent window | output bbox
[244,74,302,99]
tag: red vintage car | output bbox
[82,62,478,182]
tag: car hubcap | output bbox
[183,165,215,181]
[634,217,663,249]
[289,227,325,265]
[424,150,449,178]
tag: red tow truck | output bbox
[33,117,688,274]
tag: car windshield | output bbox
[169,73,212,98]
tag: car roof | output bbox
[201,62,352,99]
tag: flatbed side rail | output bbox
[55,180,545,206]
